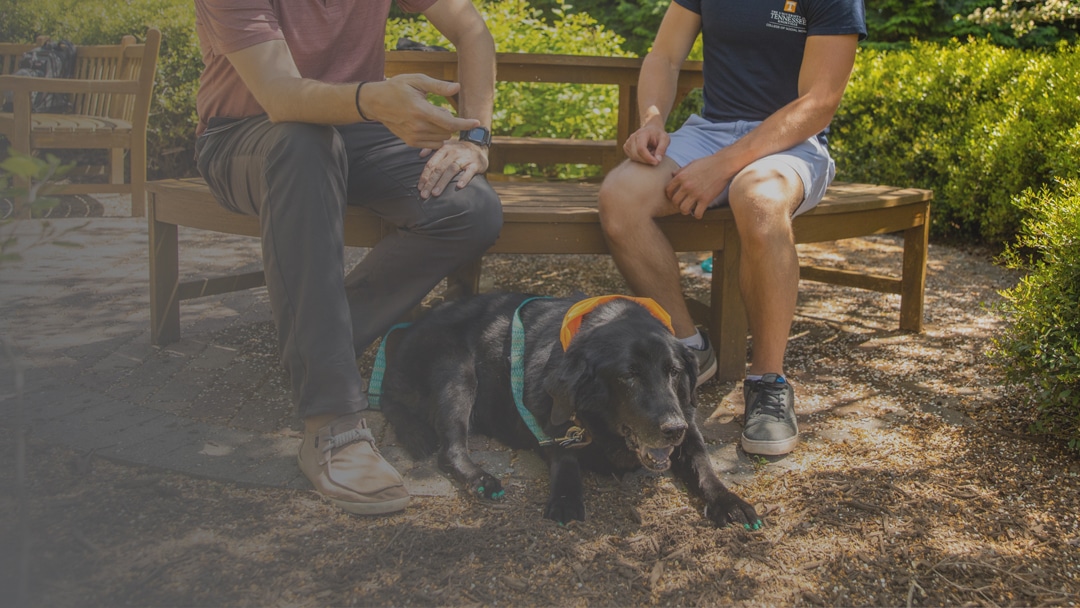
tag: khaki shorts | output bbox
[665,114,836,217]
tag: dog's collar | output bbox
[559,295,675,351]
[510,296,593,448]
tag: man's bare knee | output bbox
[729,161,803,238]
[599,159,678,236]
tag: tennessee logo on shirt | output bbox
[784,0,797,12]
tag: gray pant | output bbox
[196,117,503,417]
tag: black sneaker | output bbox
[741,373,798,455]
[690,331,717,388]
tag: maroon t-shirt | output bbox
[194,0,437,135]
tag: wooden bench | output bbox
[0,28,161,217]
[146,52,932,382]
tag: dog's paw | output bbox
[469,473,505,501]
[704,492,762,530]
[543,495,586,525]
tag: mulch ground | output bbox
[2,235,1079,607]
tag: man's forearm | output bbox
[637,51,682,127]
[716,93,839,171]
[266,77,366,124]
[452,31,496,128]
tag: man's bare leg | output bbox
[727,158,804,456]
[598,157,698,340]
[726,158,804,376]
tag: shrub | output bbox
[831,38,1080,243]
[989,180,1080,452]
[527,0,669,56]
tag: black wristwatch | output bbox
[459,126,491,147]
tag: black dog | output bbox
[379,292,761,528]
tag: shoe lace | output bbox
[750,382,788,419]
[323,426,375,452]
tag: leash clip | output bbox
[555,425,592,448]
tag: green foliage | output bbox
[388,0,631,178]
[0,151,82,263]
[830,38,1080,243]
[862,0,1026,47]
[969,0,1080,37]
[989,180,1080,452]
[1,0,201,180]
[527,0,669,56]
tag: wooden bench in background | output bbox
[147,52,932,382]
[0,28,161,217]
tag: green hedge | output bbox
[990,180,1080,452]
[832,38,1080,243]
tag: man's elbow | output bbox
[262,98,297,124]
[807,94,844,129]
[455,23,494,54]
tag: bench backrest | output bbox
[0,31,160,122]
[0,38,46,75]
[385,51,703,169]
[71,35,158,122]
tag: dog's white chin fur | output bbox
[640,446,674,472]
[620,425,677,471]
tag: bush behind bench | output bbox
[832,38,1080,244]
[990,180,1080,453]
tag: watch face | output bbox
[461,127,490,146]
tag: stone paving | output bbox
[1,198,771,503]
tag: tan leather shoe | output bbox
[297,413,409,515]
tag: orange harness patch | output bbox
[559,295,675,351]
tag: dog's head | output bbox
[543,299,698,472]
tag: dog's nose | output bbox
[660,420,687,442]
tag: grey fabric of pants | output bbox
[196,117,503,417]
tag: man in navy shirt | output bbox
[599,0,866,456]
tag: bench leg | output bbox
[710,223,748,382]
[899,203,930,332]
[148,195,181,345]
[444,257,482,300]
[130,138,148,218]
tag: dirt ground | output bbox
[3,235,1080,607]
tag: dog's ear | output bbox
[546,346,612,426]
[677,344,698,410]
[544,350,586,426]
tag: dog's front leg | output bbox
[434,380,505,501]
[437,441,506,501]
[543,451,585,524]
[672,425,762,529]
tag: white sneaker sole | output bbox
[741,434,799,456]
[695,356,718,388]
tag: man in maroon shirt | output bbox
[193,0,501,515]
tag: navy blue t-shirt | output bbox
[673,0,867,123]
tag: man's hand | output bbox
[623,120,670,166]
[417,140,489,199]
[361,74,481,149]
[665,154,736,219]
